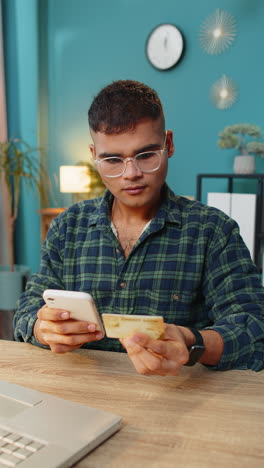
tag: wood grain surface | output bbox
[0,340,263,468]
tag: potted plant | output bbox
[0,138,49,310]
[74,160,105,202]
[247,141,264,158]
[217,124,264,174]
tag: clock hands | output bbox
[164,33,168,49]
[146,24,184,70]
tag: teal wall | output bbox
[3,0,264,273]
[3,0,40,273]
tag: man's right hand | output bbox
[33,305,104,353]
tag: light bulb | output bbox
[213,28,222,38]
[199,9,237,55]
[210,74,238,109]
[220,88,228,99]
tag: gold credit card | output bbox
[102,313,165,340]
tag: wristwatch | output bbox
[185,328,205,366]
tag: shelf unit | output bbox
[196,174,264,272]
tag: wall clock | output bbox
[146,23,184,70]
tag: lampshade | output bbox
[60,166,91,193]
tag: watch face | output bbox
[186,345,205,366]
[146,24,184,70]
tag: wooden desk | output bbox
[0,341,263,468]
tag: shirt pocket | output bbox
[134,289,200,325]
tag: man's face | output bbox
[89,118,174,212]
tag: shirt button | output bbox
[120,282,126,288]
[116,248,120,254]
[173,294,179,301]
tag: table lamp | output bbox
[60,165,91,193]
[60,165,91,204]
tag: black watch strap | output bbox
[185,328,205,366]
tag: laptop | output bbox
[0,379,122,467]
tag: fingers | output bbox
[49,343,82,354]
[49,340,103,354]
[40,329,103,349]
[163,323,187,342]
[39,326,104,353]
[37,306,71,321]
[125,342,182,376]
[126,342,165,375]
[35,305,104,353]
[39,318,102,335]
[121,331,189,376]
[38,305,102,326]
[37,305,105,337]
[148,338,188,365]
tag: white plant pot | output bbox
[233,155,255,174]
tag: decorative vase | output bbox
[233,155,255,175]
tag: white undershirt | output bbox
[111,219,152,239]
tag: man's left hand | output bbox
[120,324,190,376]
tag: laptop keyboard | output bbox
[0,427,46,466]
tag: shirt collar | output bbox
[86,190,113,228]
[87,183,182,229]
[156,184,182,224]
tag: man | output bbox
[14,80,264,375]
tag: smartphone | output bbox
[43,289,104,333]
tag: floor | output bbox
[0,310,15,340]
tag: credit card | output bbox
[102,313,165,340]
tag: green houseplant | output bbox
[217,124,264,174]
[0,138,49,309]
[74,160,105,202]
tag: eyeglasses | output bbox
[95,131,168,178]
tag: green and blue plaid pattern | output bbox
[14,185,264,371]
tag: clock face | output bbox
[146,24,184,70]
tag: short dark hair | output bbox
[88,80,164,135]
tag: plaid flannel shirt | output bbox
[14,185,264,371]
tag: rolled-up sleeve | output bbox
[14,218,64,347]
[203,214,264,371]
